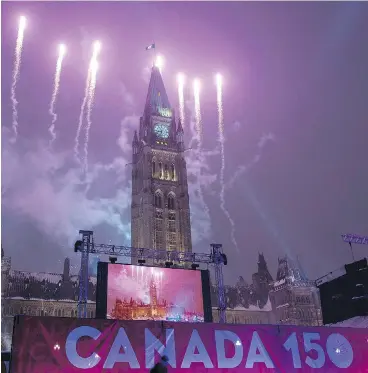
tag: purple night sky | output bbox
[1,2,368,285]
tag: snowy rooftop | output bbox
[328,316,368,328]
[273,278,286,287]
[232,298,272,312]
[10,270,97,284]
[10,270,62,284]
[315,266,347,286]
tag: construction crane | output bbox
[341,233,368,261]
[341,234,368,245]
[74,230,228,323]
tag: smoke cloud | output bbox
[1,114,137,259]
[2,95,217,269]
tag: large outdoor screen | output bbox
[104,264,205,322]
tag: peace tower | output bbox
[131,66,192,261]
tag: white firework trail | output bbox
[83,59,99,173]
[192,79,210,218]
[74,40,101,166]
[226,132,275,189]
[48,44,66,146]
[74,69,91,164]
[216,74,239,252]
[193,79,203,144]
[177,73,185,126]
[10,16,27,143]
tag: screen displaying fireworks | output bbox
[107,264,205,322]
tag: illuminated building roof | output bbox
[273,255,312,287]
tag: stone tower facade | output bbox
[131,66,192,262]
[269,256,322,326]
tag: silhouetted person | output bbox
[150,355,169,373]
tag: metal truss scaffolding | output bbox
[74,230,228,322]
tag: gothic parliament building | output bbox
[1,66,322,350]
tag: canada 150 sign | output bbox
[11,317,367,373]
[64,327,354,370]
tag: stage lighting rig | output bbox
[138,259,145,265]
[191,263,199,270]
[109,256,117,264]
[165,261,173,268]
[74,240,83,253]
[74,230,228,323]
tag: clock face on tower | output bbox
[154,123,169,139]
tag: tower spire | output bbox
[177,118,184,151]
[177,117,184,133]
[144,66,171,118]
[131,57,192,257]
[132,130,139,160]
[133,130,138,143]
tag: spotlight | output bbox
[138,259,146,265]
[191,263,199,270]
[109,256,117,264]
[74,240,83,253]
[165,261,173,268]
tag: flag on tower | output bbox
[146,43,155,50]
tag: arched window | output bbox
[296,309,302,319]
[152,160,156,177]
[171,164,175,180]
[164,164,169,179]
[159,162,163,179]
[168,195,175,210]
[155,192,162,208]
